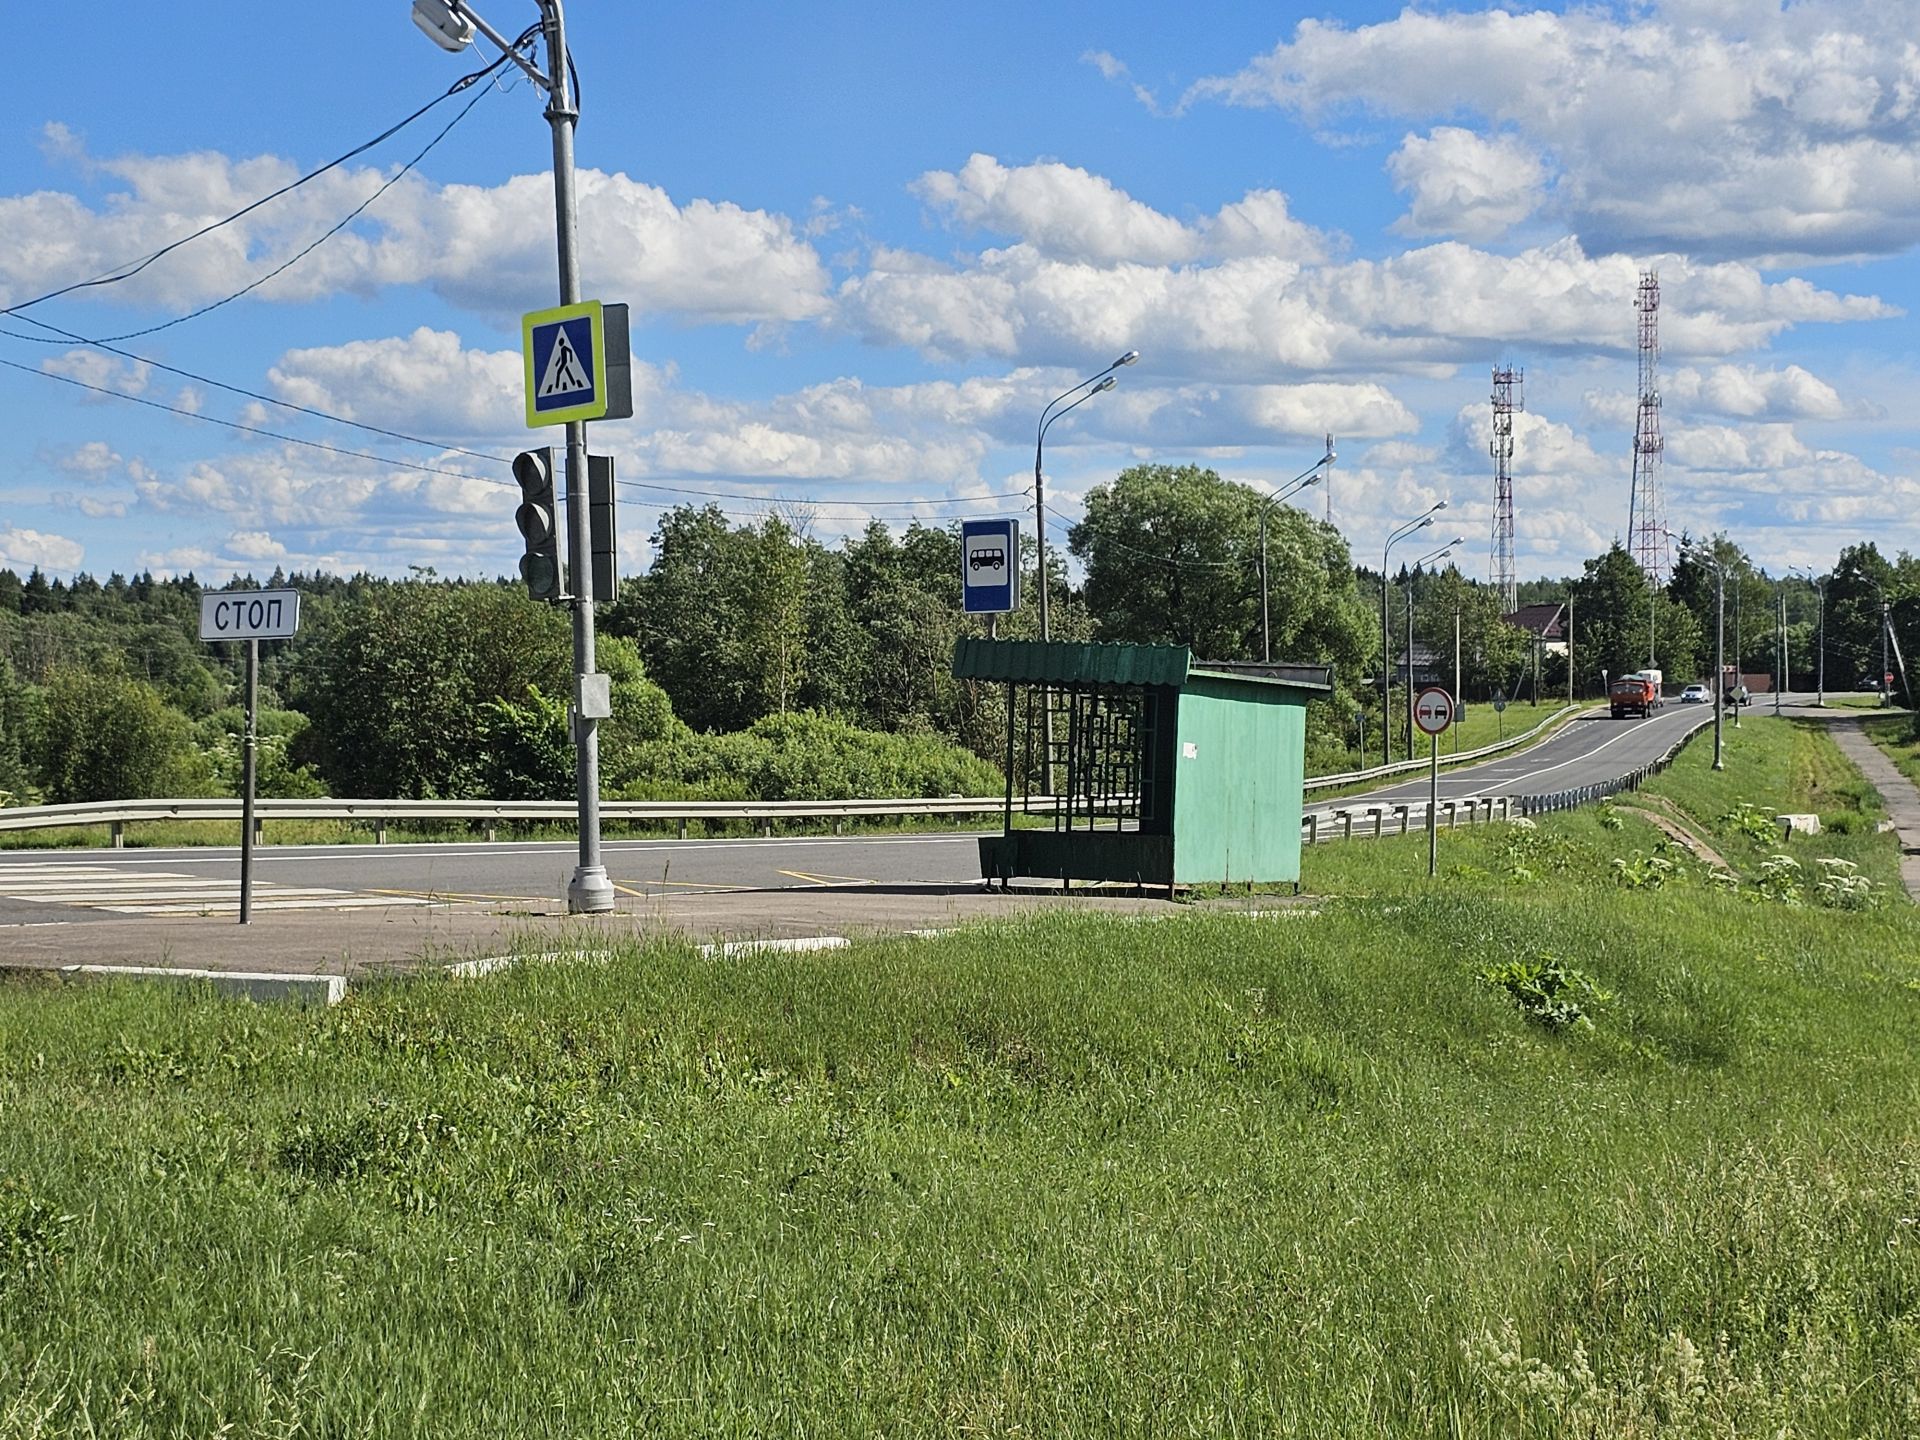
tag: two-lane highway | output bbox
[0,832,991,927]
[0,702,1731,927]
[1319,700,1713,810]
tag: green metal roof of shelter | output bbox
[953,638,1335,696]
[952,638,1191,688]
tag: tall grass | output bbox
[2,716,1917,1436]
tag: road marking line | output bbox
[97,896,436,915]
[775,869,878,887]
[362,886,541,903]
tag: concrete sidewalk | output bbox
[1789,703,1920,901]
[0,883,1185,981]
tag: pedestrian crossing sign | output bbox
[523,300,609,427]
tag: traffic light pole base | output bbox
[567,865,616,914]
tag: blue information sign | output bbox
[961,518,1020,614]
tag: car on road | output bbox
[1680,683,1711,704]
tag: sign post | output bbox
[521,297,633,915]
[199,589,302,924]
[1414,685,1455,878]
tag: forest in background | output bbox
[2,463,1915,807]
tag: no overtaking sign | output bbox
[1414,686,1454,735]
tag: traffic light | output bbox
[512,447,564,603]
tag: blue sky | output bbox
[3,0,1915,587]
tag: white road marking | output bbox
[0,859,436,915]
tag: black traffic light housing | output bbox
[512,447,564,603]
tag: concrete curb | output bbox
[0,962,348,1006]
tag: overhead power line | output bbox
[0,354,499,482]
[1,33,537,321]
[2,353,1037,519]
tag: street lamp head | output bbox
[1112,349,1140,369]
[411,0,475,52]
[1095,374,1117,393]
[1431,500,1449,513]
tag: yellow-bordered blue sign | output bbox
[523,300,609,427]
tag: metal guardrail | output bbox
[0,709,1707,852]
[1299,710,1717,841]
[1302,702,1585,792]
[0,794,1059,846]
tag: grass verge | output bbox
[2,718,1917,1437]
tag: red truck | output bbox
[1609,675,1656,718]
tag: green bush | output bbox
[619,710,1001,802]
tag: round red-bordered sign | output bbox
[1414,685,1455,735]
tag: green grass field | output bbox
[2,717,1917,1437]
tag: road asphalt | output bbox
[3,694,1909,991]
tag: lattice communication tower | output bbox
[1627,270,1670,584]
[1490,366,1524,612]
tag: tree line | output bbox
[2,463,1915,807]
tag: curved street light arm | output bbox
[1036,351,1138,445]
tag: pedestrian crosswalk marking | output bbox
[0,861,439,915]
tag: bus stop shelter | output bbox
[952,638,1333,894]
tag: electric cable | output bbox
[1,35,536,321]
[2,353,1045,522]
[0,354,499,483]
[79,72,503,345]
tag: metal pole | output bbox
[1453,606,1461,756]
[1884,599,1894,706]
[239,637,257,925]
[1782,584,1791,702]
[1260,509,1270,663]
[1816,578,1825,706]
[1774,586,1784,716]
[1427,728,1438,878]
[1405,587,1415,759]
[1566,596,1574,705]
[1713,563,1725,769]
[1380,571,1391,766]
[539,0,612,913]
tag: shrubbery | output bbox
[621,710,1001,802]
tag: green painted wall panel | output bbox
[1170,676,1307,885]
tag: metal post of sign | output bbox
[198,587,299,923]
[240,638,258,924]
[539,0,612,914]
[1428,728,1439,878]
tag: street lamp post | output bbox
[1790,566,1825,706]
[1405,540,1461,754]
[1775,581,1787,716]
[415,0,613,912]
[1032,350,1136,790]
[1680,541,1726,771]
[1034,353,1136,643]
[1380,503,1447,766]
[1257,444,1334,662]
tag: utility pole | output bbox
[1566,596,1574,705]
[418,0,616,911]
[1775,585,1785,716]
[1713,562,1725,768]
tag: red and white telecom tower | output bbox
[1627,270,1669,584]
[1490,366,1523,612]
